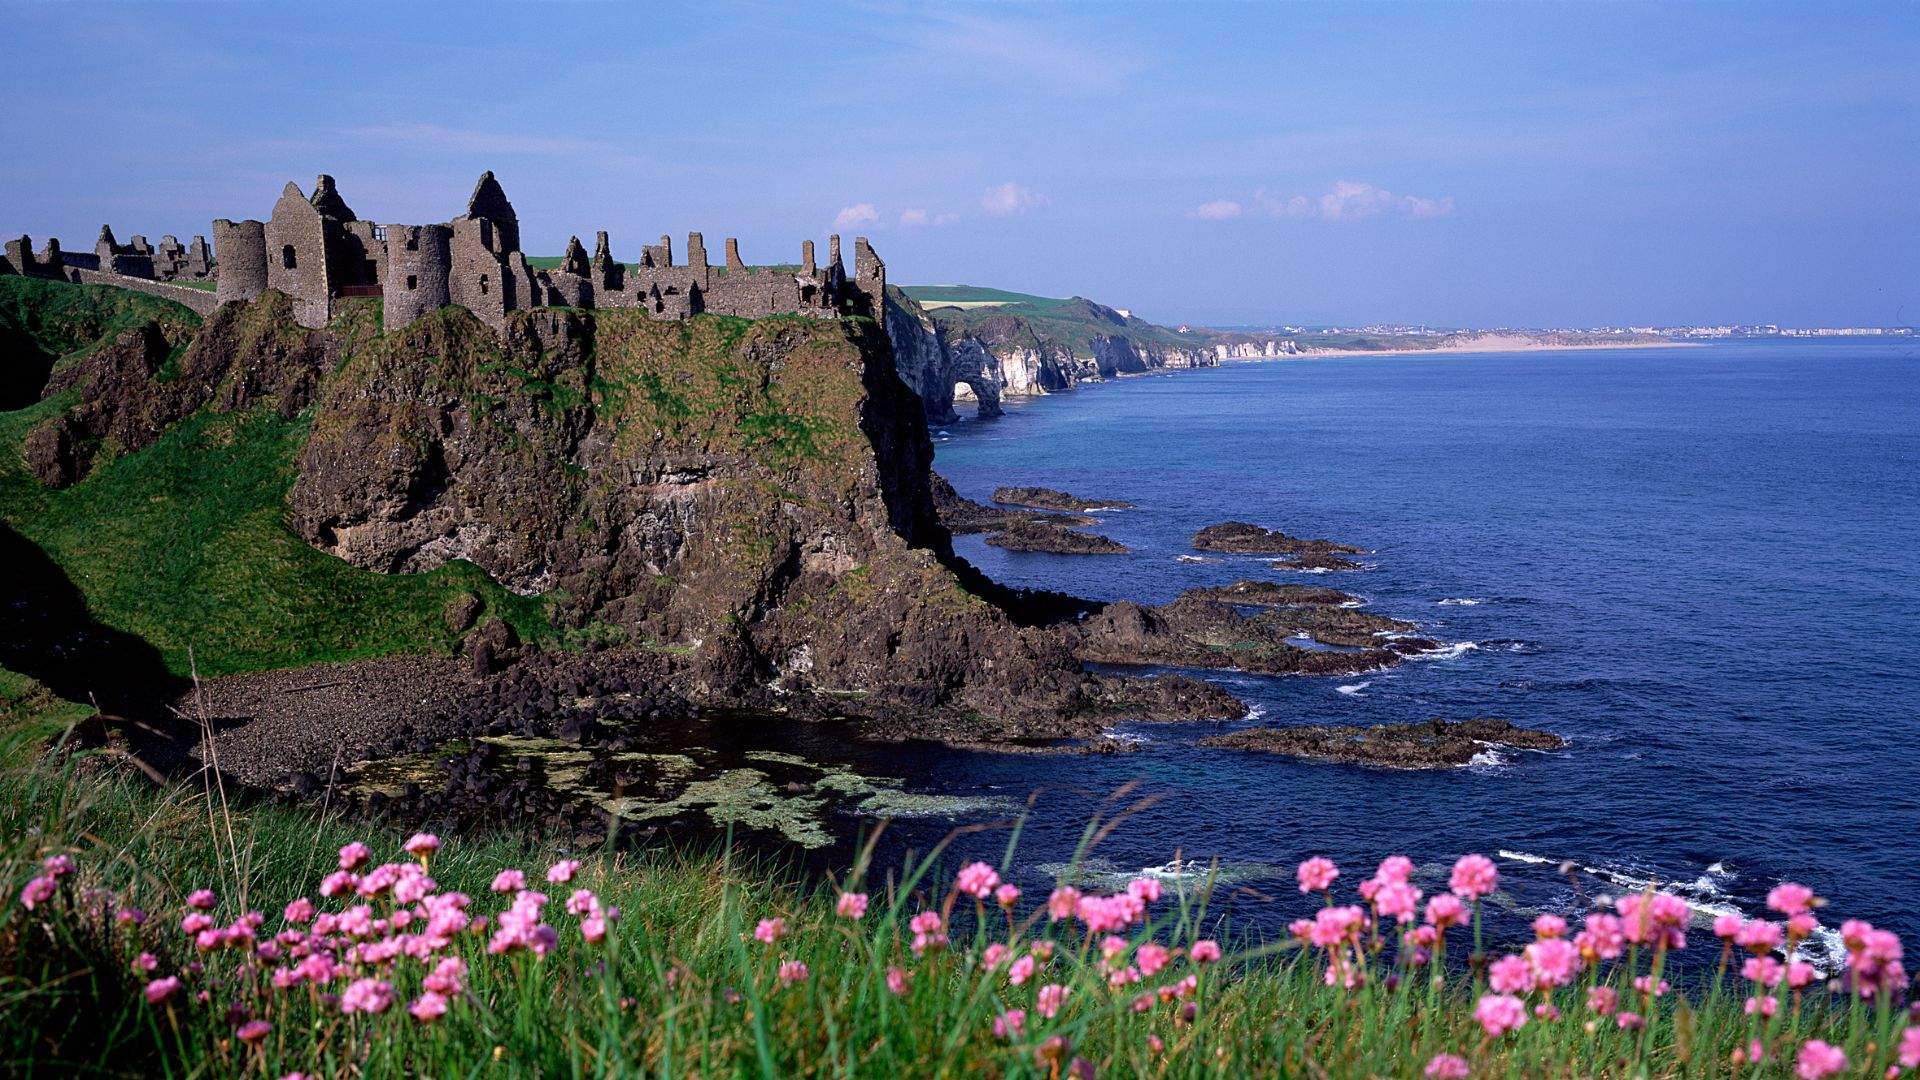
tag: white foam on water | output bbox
[1466,747,1510,770]
[1437,597,1484,606]
[1495,851,1847,974]
[1413,641,1480,661]
[1175,555,1217,564]
[1336,681,1371,696]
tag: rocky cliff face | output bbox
[9,280,1252,742]
[883,290,1001,424]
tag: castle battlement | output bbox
[3,172,885,336]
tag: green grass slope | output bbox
[0,279,549,680]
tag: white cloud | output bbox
[833,203,880,229]
[981,181,1045,217]
[1194,199,1243,220]
[899,208,929,226]
[1248,181,1455,222]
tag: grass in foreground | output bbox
[3,719,1916,1079]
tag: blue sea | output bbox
[759,340,1920,959]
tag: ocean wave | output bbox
[1175,555,1218,564]
[1336,681,1371,696]
[1033,856,1283,890]
[1466,747,1510,770]
[1437,597,1484,606]
[1411,641,1480,662]
[1493,851,1846,974]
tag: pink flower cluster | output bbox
[16,853,73,911]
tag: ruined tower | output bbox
[381,224,452,331]
[211,219,268,306]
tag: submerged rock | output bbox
[1180,581,1357,607]
[1200,718,1565,769]
[930,473,1093,534]
[1071,594,1417,676]
[1192,521,1364,556]
[985,519,1128,555]
[1271,553,1365,572]
[992,486,1134,512]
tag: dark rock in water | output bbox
[986,519,1128,555]
[443,592,482,633]
[931,473,1094,533]
[1087,672,1248,722]
[1072,594,1411,676]
[1200,718,1565,769]
[992,486,1134,512]
[1192,521,1364,556]
[1271,553,1365,572]
[1181,581,1357,607]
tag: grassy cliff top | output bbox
[900,284,1199,358]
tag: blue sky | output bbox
[3,2,1915,328]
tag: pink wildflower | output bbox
[1713,913,1744,939]
[1450,854,1498,900]
[318,871,358,898]
[186,888,217,910]
[836,891,868,919]
[1897,1026,1920,1070]
[955,861,1000,899]
[1746,995,1779,1017]
[1375,880,1422,924]
[1586,986,1618,1015]
[1426,893,1466,929]
[1737,919,1783,954]
[582,914,609,943]
[1424,1053,1471,1079]
[566,889,598,917]
[993,1009,1026,1040]
[116,908,146,926]
[340,977,395,1015]
[282,897,314,924]
[18,877,56,910]
[1474,993,1527,1038]
[908,910,947,954]
[995,883,1021,908]
[777,960,809,986]
[1794,1039,1847,1080]
[403,833,440,858]
[237,1019,271,1043]
[1046,885,1080,921]
[181,912,213,934]
[1488,954,1535,994]
[1296,856,1339,894]
[1127,876,1163,903]
[490,869,526,894]
[1577,912,1625,961]
[1617,1011,1645,1031]
[337,843,371,872]
[1036,983,1069,1018]
[409,991,449,1023]
[983,942,1011,971]
[1374,855,1414,885]
[1137,942,1170,977]
[1786,911,1819,939]
[145,976,182,1004]
[1008,954,1037,986]
[1533,913,1567,939]
[1191,939,1222,964]
[1768,882,1815,917]
[1743,955,1784,987]
[1308,905,1367,948]
[1526,937,1581,988]
[41,854,75,878]
[885,966,909,996]
[134,951,159,972]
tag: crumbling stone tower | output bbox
[382,224,452,331]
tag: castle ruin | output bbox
[4,172,884,336]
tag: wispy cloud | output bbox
[1238,181,1455,222]
[903,10,1140,94]
[1193,199,1243,220]
[342,123,627,159]
[833,202,880,229]
[981,182,1045,217]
